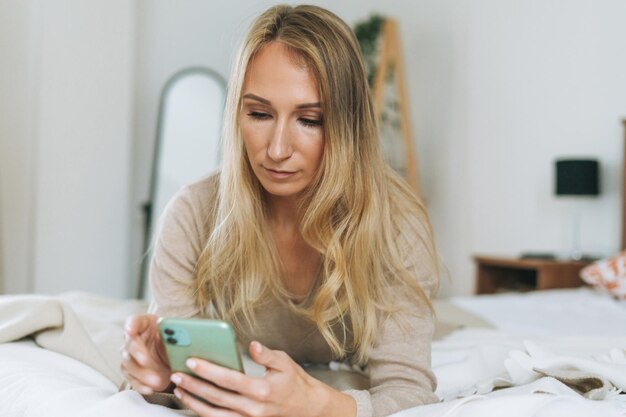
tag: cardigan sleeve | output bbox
[147,184,206,318]
[343,216,439,417]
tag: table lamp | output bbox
[555,159,600,260]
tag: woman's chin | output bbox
[259,181,306,199]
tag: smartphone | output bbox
[158,317,243,375]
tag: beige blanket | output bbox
[0,292,148,387]
[0,292,367,393]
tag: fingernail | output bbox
[254,341,263,354]
[139,386,153,395]
[135,351,146,364]
[186,359,196,369]
[173,388,182,399]
[170,374,181,384]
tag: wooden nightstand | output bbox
[474,256,590,295]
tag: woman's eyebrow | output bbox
[242,93,270,105]
[242,93,321,109]
[296,102,322,109]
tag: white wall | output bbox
[31,0,135,297]
[0,0,40,294]
[0,0,135,297]
[467,0,626,268]
[3,1,624,298]
[132,0,626,297]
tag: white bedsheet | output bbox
[450,287,626,338]
[390,288,626,416]
[1,289,625,417]
[431,327,626,398]
[393,377,624,417]
[0,340,182,417]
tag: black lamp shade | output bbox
[555,159,600,196]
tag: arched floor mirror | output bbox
[138,67,227,299]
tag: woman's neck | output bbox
[266,194,300,229]
[266,194,321,303]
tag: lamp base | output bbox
[565,252,601,262]
[570,249,583,261]
[520,251,600,262]
[519,252,557,260]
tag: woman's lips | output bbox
[264,167,297,180]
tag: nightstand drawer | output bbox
[474,256,590,294]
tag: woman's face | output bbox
[240,42,324,200]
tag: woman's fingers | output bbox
[168,347,321,417]
[249,341,290,371]
[121,344,171,391]
[123,372,155,395]
[171,373,255,412]
[120,353,157,394]
[124,314,157,337]
[174,387,243,417]
[125,335,150,367]
[184,358,270,401]
[120,314,173,393]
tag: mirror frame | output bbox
[137,67,227,299]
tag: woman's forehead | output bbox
[242,42,320,106]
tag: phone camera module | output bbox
[166,337,178,344]
[164,328,174,336]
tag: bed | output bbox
[1,286,625,417]
[2,124,625,417]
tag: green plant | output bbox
[354,14,386,87]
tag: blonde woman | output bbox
[121,4,439,417]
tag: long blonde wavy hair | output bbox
[194,4,438,364]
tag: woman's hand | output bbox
[170,341,356,417]
[120,314,172,394]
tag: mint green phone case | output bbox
[158,318,243,374]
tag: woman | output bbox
[121,4,439,417]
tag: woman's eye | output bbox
[299,118,323,128]
[247,111,271,120]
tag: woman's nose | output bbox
[267,119,293,161]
